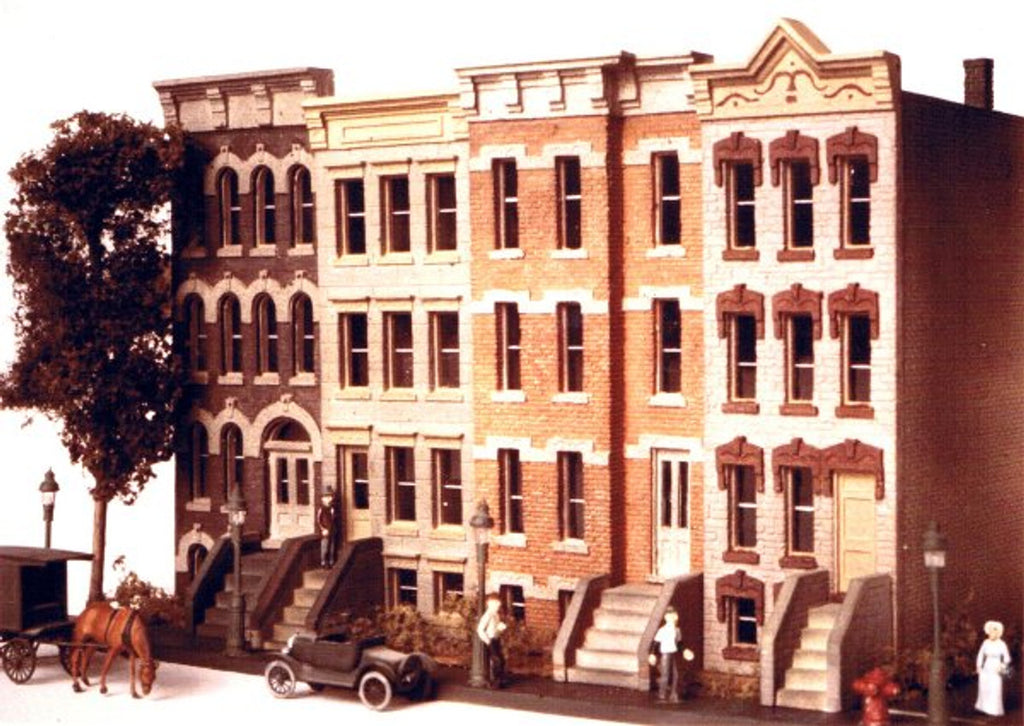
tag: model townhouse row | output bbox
[156,20,1024,711]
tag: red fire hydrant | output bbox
[852,667,900,726]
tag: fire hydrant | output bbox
[852,667,900,726]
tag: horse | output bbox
[70,601,158,698]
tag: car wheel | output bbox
[358,670,392,711]
[264,660,297,699]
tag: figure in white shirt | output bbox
[975,619,1011,716]
[647,607,694,702]
[476,592,508,687]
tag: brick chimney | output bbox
[964,58,994,110]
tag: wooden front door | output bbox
[341,447,372,541]
[654,452,691,578]
[268,451,315,542]
[836,472,877,592]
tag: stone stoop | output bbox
[775,603,841,711]
[264,567,330,650]
[196,551,277,640]
[566,583,661,691]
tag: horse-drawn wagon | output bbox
[0,546,92,683]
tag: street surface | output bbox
[0,647,626,726]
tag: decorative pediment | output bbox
[716,284,765,338]
[822,439,885,499]
[827,283,880,339]
[769,131,820,186]
[772,284,823,339]
[692,19,899,119]
[715,570,765,624]
[715,436,765,492]
[772,438,824,495]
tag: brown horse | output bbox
[70,601,158,698]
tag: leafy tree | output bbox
[2,111,186,602]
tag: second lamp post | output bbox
[468,500,494,687]
[225,486,248,657]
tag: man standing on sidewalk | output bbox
[648,607,693,702]
[476,592,508,687]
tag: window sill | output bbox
[722,401,759,415]
[334,254,370,266]
[288,243,315,257]
[551,248,588,260]
[552,539,589,556]
[835,404,874,419]
[426,250,462,264]
[649,392,687,408]
[251,245,277,257]
[185,498,212,513]
[430,525,466,541]
[386,522,420,538]
[723,550,760,565]
[495,533,527,548]
[288,373,317,387]
[552,392,590,405]
[254,372,281,386]
[723,248,759,261]
[181,245,208,259]
[779,403,818,417]
[381,389,418,402]
[378,252,414,265]
[722,646,759,662]
[491,390,526,403]
[834,246,874,260]
[217,373,244,386]
[779,555,818,570]
[777,248,815,262]
[336,387,372,401]
[646,245,686,259]
[189,371,210,385]
[489,248,524,261]
[216,246,244,258]
[426,389,465,403]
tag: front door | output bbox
[654,452,691,578]
[836,472,877,592]
[268,451,315,542]
[341,447,372,541]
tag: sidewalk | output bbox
[150,625,1019,725]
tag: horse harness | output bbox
[101,607,140,652]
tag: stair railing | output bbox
[552,573,609,682]
[636,574,704,690]
[827,573,893,711]
[247,534,320,647]
[184,530,262,634]
[305,537,384,633]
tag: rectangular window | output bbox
[387,446,416,522]
[383,176,411,254]
[786,315,814,403]
[727,162,756,249]
[384,312,414,389]
[496,303,521,391]
[728,465,757,550]
[729,315,757,401]
[499,449,523,534]
[844,315,872,404]
[338,313,369,388]
[659,459,689,528]
[389,567,418,608]
[655,153,681,245]
[732,597,758,646]
[428,174,457,252]
[558,451,585,540]
[787,467,815,555]
[785,160,814,248]
[557,302,583,392]
[335,179,366,256]
[432,448,463,527]
[339,446,370,511]
[656,299,682,393]
[843,157,871,246]
[493,159,519,250]
[557,157,582,249]
[429,312,460,389]
[500,584,526,622]
[435,572,464,611]
[296,459,310,506]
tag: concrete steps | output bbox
[269,566,329,646]
[196,551,276,639]
[775,603,841,711]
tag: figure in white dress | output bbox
[975,619,1011,716]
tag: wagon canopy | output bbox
[0,547,92,566]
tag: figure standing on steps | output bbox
[648,607,694,702]
[975,619,1010,716]
[317,489,338,568]
[476,592,508,687]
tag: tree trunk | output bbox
[88,495,108,603]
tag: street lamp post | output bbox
[225,486,248,657]
[468,500,494,688]
[923,520,948,726]
[38,470,60,549]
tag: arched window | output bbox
[253,166,276,246]
[219,295,242,374]
[217,169,241,246]
[184,295,207,373]
[290,166,314,246]
[254,295,278,374]
[187,544,208,581]
[188,423,209,500]
[222,424,244,499]
[292,294,315,374]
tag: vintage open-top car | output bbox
[264,630,436,710]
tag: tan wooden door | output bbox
[654,453,691,578]
[342,447,372,541]
[836,472,877,592]
[268,451,315,542]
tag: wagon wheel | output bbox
[358,670,392,711]
[264,660,296,698]
[58,644,74,676]
[3,638,37,684]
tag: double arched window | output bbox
[219,295,242,374]
[184,295,207,373]
[254,295,279,374]
[290,166,314,246]
[253,166,276,246]
[292,294,315,374]
[217,169,241,247]
[222,424,244,498]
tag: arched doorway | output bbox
[264,419,316,543]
